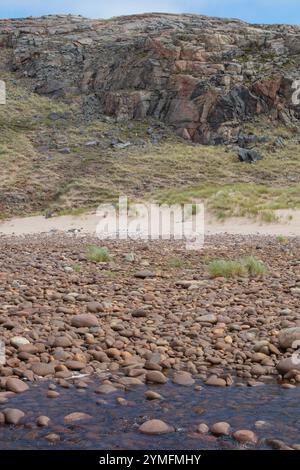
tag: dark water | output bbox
[0,380,300,450]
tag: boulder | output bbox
[238,148,263,163]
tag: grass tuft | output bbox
[168,257,185,269]
[276,234,288,244]
[242,256,267,276]
[86,245,111,262]
[208,256,267,278]
[72,263,82,273]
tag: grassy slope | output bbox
[0,66,300,221]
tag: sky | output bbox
[0,0,299,25]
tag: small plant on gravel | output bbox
[72,263,81,273]
[277,234,288,244]
[86,245,111,262]
[208,260,247,278]
[242,256,267,277]
[104,270,119,279]
[208,257,267,278]
[168,257,185,269]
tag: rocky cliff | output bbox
[0,13,299,144]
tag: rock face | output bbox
[0,13,299,144]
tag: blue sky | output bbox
[0,1,299,25]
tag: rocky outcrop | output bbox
[0,13,299,143]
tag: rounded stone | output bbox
[96,384,118,394]
[64,412,92,424]
[10,337,30,348]
[210,422,231,436]
[65,360,86,371]
[71,314,99,328]
[4,408,25,425]
[233,430,258,444]
[198,423,209,434]
[31,363,55,377]
[139,419,173,435]
[206,375,227,387]
[145,390,163,400]
[278,327,300,349]
[146,371,168,384]
[87,301,104,313]
[6,378,29,394]
[276,358,300,374]
[53,336,72,348]
[37,416,51,427]
[47,390,60,398]
[45,433,60,443]
[172,371,195,386]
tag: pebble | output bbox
[4,408,25,425]
[277,358,300,374]
[37,416,51,427]
[197,423,209,434]
[31,363,55,377]
[278,327,300,349]
[266,439,293,450]
[87,301,104,313]
[71,314,99,328]
[65,360,86,371]
[6,378,29,394]
[198,314,217,324]
[10,337,30,347]
[144,390,163,400]
[146,371,168,384]
[255,420,270,429]
[96,384,118,394]
[172,371,195,386]
[45,433,60,443]
[64,412,92,424]
[281,383,296,389]
[206,375,227,387]
[233,430,258,444]
[210,422,231,436]
[134,271,156,279]
[132,308,148,318]
[139,419,173,435]
[47,390,60,398]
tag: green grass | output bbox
[168,257,185,269]
[276,235,289,244]
[86,245,111,263]
[259,211,279,223]
[242,256,267,277]
[103,270,120,279]
[0,55,299,221]
[208,256,267,278]
[72,263,82,273]
[155,183,300,221]
[56,207,91,217]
